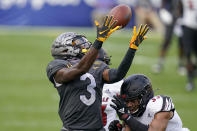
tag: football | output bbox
[108,4,132,29]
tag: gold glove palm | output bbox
[130,24,149,50]
[95,16,120,42]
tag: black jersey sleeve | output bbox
[46,59,68,83]
[108,48,136,83]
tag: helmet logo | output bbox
[119,108,126,114]
[121,94,126,99]
[82,49,88,54]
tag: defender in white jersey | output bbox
[109,74,189,131]
[102,80,123,131]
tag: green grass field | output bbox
[0,26,196,131]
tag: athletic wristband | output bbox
[124,115,149,131]
[92,39,103,50]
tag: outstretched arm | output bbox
[103,24,149,83]
[54,44,100,83]
[148,111,172,131]
[124,111,172,131]
[55,16,119,83]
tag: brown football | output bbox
[108,4,132,29]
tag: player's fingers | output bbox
[111,98,118,105]
[143,36,148,40]
[113,95,122,105]
[94,20,99,27]
[104,16,109,26]
[113,95,119,100]
[107,26,118,37]
[110,104,118,110]
[137,24,142,36]
[110,20,117,29]
[110,25,120,33]
[112,99,121,107]
[142,26,149,36]
[141,24,147,34]
[140,24,147,35]
[133,26,136,36]
[107,16,114,27]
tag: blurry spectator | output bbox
[181,0,197,91]
[91,0,116,26]
[134,0,164,32]
[152,0,186,75]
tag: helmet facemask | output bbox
[72,36,92,58]
[125,98,141,114]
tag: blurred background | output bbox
[0,0,196,130]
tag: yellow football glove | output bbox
[95,16,120,42]
[130,24,149,50]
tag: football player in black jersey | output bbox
[46,16,149,131]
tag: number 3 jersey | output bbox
[102,80,123,131]
[46,59,109,130]
[135,95,190,131]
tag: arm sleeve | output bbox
[108,48,136,83]
[125,115,149,131]
[46,59,68,83]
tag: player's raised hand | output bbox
[110,95,129,120]
[129,24,149,50]
[95,16,120,42]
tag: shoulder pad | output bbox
[147,95,175,114]
[46,59,69,82]
[160,95,175,112]
[50,59,70,67]
[103,80,123,95]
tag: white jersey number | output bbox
[80,73,96,106]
